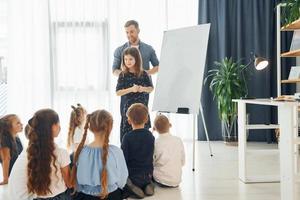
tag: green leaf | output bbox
[280,0,300,26]
[205,57,249,124]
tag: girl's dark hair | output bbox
[0,114,18,154]
[24,124,32,139]
[67,104,86,149]
[121,47,143,77]
[71,109,113,199]
[27,109,59,196]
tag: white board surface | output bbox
[152,24,210,114]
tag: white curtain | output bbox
[7,0,51,130]
[49,0,110,146]
[7,0,198,147]
[0,0,8,116]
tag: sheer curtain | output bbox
[0,0,8,116]
[7,0,51,133]
[49,0,110,146]
[7,0,198,147]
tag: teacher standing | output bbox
[112,20,159,76]
[112,20,159,141]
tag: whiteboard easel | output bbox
[153,24,213,170]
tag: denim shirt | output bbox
[112,41,159,71]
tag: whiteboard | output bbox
[152,24,210,114]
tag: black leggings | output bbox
[72,189,122,200]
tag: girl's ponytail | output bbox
[100,128,110,198]
[70,114,90,187]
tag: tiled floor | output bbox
[0,141,298,200]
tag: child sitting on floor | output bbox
[153,114,185,187]
[121,103,155,199]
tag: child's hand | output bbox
[0,179,8,185]
[131,84,139,93]
[138,86,144,93]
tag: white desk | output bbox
[233,99,299,200]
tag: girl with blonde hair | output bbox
[67,104,87,152]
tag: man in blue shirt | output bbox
[113,20,159,142]
[112,20,159,76]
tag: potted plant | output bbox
[205,57,248,143]
[281,0,300,27]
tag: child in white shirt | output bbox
[8,109,72,200]
[153,114,185,187]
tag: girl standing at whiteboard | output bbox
[116,47,153,141]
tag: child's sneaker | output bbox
[144,182,154,196]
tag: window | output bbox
[49,0,109,145]
[0,0,8,115]
[51,21,108,91]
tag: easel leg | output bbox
[192,106,213,171]
[193,114,196,171]
[199,104,213,156]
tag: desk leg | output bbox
[238,102,247,182]
[278,105,297,200]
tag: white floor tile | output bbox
[1,141,297,200]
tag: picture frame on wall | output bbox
[288,66,300,80]
[290,30,300,51]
